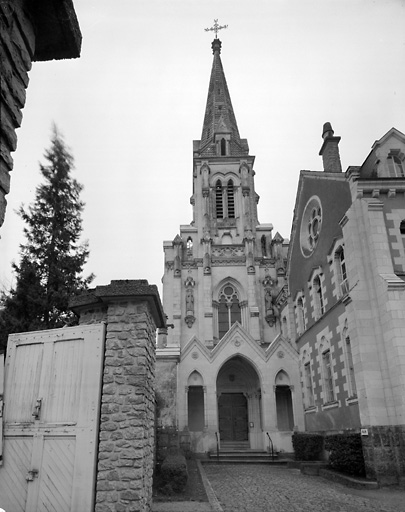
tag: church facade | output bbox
[156,38,304,455]
[155,36,405,482]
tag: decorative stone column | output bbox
[70,280,165,512]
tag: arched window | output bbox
[313,275,324,319]
[387,155,405,177]
[221,138,227,156]
[281,316,288,338]
[342,321,357,399]
[304,362,314,407]
[186,237,193,255]
[187,371,205,431]
[261,235,267,257]
[275,371,294,431]
[218,284,241,339]
[215,180,223,218]
[335,246,348,296]
[215,178,236,219]
[295,295,305,335]
[227,180,235,218]
[302,350,314,408]
[320,338,335,403]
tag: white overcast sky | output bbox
[1,0,404,296]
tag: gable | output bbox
[288,172,351,298]
[181,323,298,365]
[360,128,405,178]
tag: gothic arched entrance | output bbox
[216,356,262,447]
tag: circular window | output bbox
[300,196,322,257]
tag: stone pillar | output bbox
[203,386,208,429]
[184,386,189,429]
[70,280,165,512]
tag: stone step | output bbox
[203,458,288,465]
[208,449,282,465]
[219,443,250,449]
[212,451,278,457]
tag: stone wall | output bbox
[361,425,405,485]
[71,280,165,512]
[0,0,81,228]
[155,359,177,428]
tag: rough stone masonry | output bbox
[71,280,165,512]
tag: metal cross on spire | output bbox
[204,19,228,38]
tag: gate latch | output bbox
[32,398,42,420]
[26,469,39,482]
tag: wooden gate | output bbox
[0,323,105,512]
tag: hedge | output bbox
[292,433,323,461]
[159,454,188,494]
[324,433,365,477]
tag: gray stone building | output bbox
[156,38,304,455]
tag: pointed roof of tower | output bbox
[198,39,249,157]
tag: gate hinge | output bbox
[26,469,39,481]
[32,398,42,420]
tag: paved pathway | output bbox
[202,464,405,512]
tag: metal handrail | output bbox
[215,431,220,462]
[266,432,274,461]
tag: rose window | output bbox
[300,196,322,257]
[307,206,322,250]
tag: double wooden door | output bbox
[0,324,105,512]
[218,393,248,441]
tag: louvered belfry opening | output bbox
[216,180,223,218]
[227,179,235,218]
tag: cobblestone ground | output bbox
[203,464,405,512]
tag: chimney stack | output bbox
[319,122,342,173]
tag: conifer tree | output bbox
[0,126,93,349]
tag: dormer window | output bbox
[387,154,404,177]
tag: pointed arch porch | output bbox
[216,355,263,449]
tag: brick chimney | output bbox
[319,122,342,173]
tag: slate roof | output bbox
[197,39,249,157]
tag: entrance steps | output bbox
[206,442,288,465]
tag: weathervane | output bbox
[204,19,228,38]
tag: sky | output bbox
[1,0,404,297]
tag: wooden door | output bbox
[218,393,248,441]
[0,324,105,512]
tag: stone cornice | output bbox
[70,279,166,328]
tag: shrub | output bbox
[325,433,365,477]
[292,432,323,461]
[160,454,188,494]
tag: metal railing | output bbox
[266,432,274,461]
[215,431,220,462]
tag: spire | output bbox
[198,39,249,157]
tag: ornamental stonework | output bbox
[212,245,245,257]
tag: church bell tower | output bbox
[157,31,301,455]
